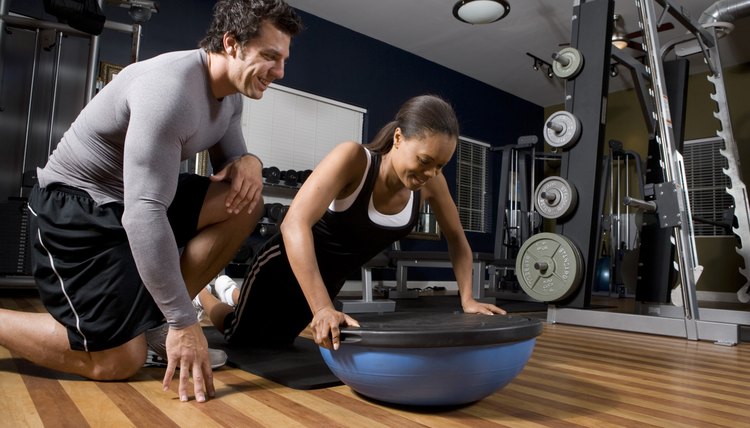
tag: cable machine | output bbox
[0,0,148,285]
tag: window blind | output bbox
[456,137,490,233]
[683,137,733,237]
[241,84,366,171]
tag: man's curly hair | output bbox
[199,0,303,52]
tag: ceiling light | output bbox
[453,0,510,25]
[611,14,629,49]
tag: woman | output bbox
[198,94,505,350]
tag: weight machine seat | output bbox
[362,250,392,268]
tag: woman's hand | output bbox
[462,298,507,315]
[310,306,360,350]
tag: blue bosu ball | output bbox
[320,312,542,406]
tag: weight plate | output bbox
[543,111,581,149]
[515,232,583,302]
[534,176,577,219]
[552,47,584,79]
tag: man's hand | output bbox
[210,154,263,215]
[310,306,360,350]
[162,322,215,402]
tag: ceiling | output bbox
[285,0,750,107]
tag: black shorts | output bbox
[224,232,348,346]
[28,174,211,352]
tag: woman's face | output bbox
[392,127,456,190]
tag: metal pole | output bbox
[0,0,10,113]
[0,0,9,49]
[20,29,42,197]
[85,0,106,103]
[131,23,142,62]
[47,31,64,158]
[625,155,630,249]
[636,0,702,334]
[617,157,621,251]
[511,150,519,237]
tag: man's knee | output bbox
[247,194,264,224]
[228,194,264,229]
[200,183,264,231]
[86,338,147,380]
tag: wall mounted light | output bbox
[611,14,629,49]
[453,0,510,24]
[526,52,554,79]
[610,64,619,77]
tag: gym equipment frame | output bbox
[545,0,746,345]
[0,0,145,288]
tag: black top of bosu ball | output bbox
[339,312,543,348]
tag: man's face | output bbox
[228,20,291,99]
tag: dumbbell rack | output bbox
[547,0,742,344]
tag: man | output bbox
[0,0,302,403]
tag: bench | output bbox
[388,251,514,300]
[335,249,516,313]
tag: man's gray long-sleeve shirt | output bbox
[38,49,247,328]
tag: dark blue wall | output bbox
[280,11,543,256]
[9,1,544,270]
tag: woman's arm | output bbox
[422,176,506,315]
[279,142,364,349]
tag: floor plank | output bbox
[2,292,749,427]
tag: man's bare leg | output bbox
[181,181,263,297]
[0,309,147,380]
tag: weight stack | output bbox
[0,198,32,275]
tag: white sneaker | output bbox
[193,285,212,322]
[214,275,239,306]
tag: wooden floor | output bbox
[2,291,750,427]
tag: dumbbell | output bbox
[259,223,278,237]
[262,166,281,183]
[267,204,289,223]
[299,169,313,184]
[281,169,299,186]
[277,204,289,222]
[266,203,284,222]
